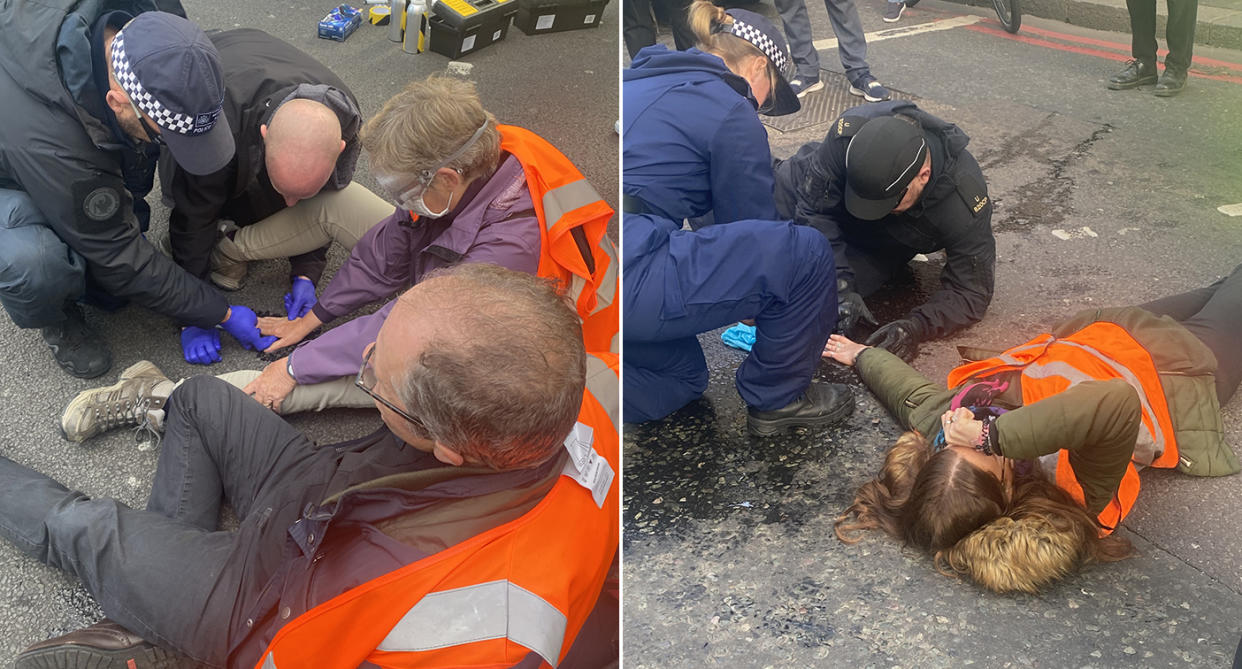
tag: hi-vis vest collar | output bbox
[256,353,619,669]
[499,125,619,355]
[947,321,1179,533]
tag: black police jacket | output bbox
[160,29,362,282]
[773,100,996,340]
[0,0,228,328]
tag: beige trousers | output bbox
[228,181,395,261]
[214,371,376,415]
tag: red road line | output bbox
[964,23,1242,85]
[1009,20,1242,72]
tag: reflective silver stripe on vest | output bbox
[1022,354,1165,465]
[586,354,620,431]
[262,652,277,669]
[377,580,568,667]
[543,179,602,230]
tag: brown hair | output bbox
[393,263,586,470]
[687,0,767,74]
[835,432,1134,593]
[360,75,501,183]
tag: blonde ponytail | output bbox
[686,0,765,72]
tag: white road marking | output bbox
[1218,203,1242,216]
[812,15,981,50]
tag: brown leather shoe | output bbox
[15,620,194,669]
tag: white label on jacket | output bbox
[562,422,612,507]
[536,14,555,30]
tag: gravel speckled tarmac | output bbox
[624,3,1242,667]
[0,0,616,660]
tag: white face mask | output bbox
[375,121,490,218]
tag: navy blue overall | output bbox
[623,214,838,422]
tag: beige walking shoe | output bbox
[209,232,249,291]
[60,360,173,443]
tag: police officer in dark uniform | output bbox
[773,100,996,360]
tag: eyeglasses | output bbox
[375,120,490,209]
[355,346,428,434]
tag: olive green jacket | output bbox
[855,306,1239,515]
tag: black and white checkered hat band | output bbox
[729,19,793,79]
[111,32,221,137]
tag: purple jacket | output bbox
[289,154,540,384]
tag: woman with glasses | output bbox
[824,265,1242,593]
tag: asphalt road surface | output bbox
[624,2,1242,667]
[0,0,617,660]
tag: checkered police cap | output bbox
[726,12,795,80]
[109,12,233,175]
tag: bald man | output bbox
[161,29,392,303]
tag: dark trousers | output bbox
[1126,0,1198,72]
[1139,263,1242,405]
[623,0,693,58]
[0,377,337,666]
[624,219,837,422]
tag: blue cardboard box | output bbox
[318,4,363,41]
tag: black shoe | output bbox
[1154,68,1187,97]
[1107,59,1157,90]
[14,620,193,669]
[41,303,112,379]
[747,382,854,436]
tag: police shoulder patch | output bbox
[72,175,127,227]
[955,172,990,216]
[830,115,870,140]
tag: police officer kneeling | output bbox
[774,100,996,361]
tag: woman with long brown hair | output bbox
[824,265,1242,592]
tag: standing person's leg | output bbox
[773,0,824,94]
[1110,0,1160,88]
[823,0,892,101]
[215,182,394,269]
[1154,0,1197,95]
[657,0,696,50]
[624,0,657,58]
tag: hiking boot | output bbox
[883,1,906,22]
[41,303,111,379]
[1154,68,1187,97]
[60,360,173,443]
[747,381,855,436]
[1107,59,1157,90]
[848,75,892,102]
[14,619,191,669]
[209,232,248,291]
[790,77,824,99]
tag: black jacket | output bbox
[773,100,995,340]
[162,29,362,282]
[0,0,228,328]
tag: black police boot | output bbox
[747,381,854,436]
[41,302,112,379]
[1154,68,1187,97]
[1107,59,1158,90]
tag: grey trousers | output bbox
[774,0,874,83]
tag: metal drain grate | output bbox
[761,69,917,133]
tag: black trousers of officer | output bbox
[1126,0,1198,73]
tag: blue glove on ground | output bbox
[284,276,316,320]
[181,326,222,365]
[221,305,278,351]
[721,323,757,352]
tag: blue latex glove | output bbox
[181,326,222,365]
[284,276,316,320]
[220,305,278,352]
[721,323,757,352]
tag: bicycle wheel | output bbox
[992,0,1021,33]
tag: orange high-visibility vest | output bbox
[502,125,619,354]
[947,321,1180,533]
[254,353,619,669]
